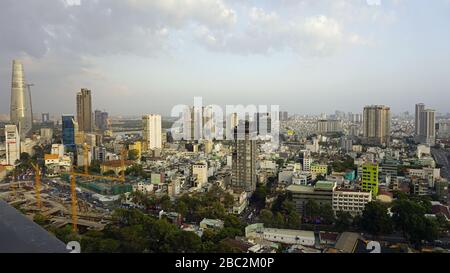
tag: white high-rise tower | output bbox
[142,114,162,151]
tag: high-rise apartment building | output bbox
[231,120,257,194]
[361,163,379,196]
[279,111,288,121]
[142,114,162,151]
[41,113,50,123]
[419,109,436,145]
[76,88,93,132]
[415,103,425,137]
[317,119,342,134]
[415,103,436,145]
[94,110,109,131]
[10,60,33,139]
[255,112,271,135]
[5,125,20,166]
[227,112,239,140]
[363,105,391,146]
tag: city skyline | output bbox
[1,0,450,116]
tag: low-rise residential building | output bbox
[192,161,208,188]
[200,218,224,230]
[133,182,154,194]
[231,190,248,215]
[168,178,181,198]
[51,144,64,156]
[245,223,315,246]
[44,154,72,177]
[332,189,372,216]
[292,171,312,185]
[311,164,328,176]
[411,177,430,196]
[408,168,440,188]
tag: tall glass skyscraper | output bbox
[62,115,76,151]
[10,60,33,139]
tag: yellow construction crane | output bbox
[67,147,127,232]
[83,143,89,175]
[31,163,42,209]
[70,167,78,233]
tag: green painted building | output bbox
[361,163,379,196]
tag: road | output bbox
[431,148,450,179]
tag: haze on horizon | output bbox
[0,0,450,117]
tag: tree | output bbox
[175,200,188,218]
[273,212,285,228]
[172,231,202,253]
[251,183,267,208]
[335,211,352,232]
[259,209,274,227]
[319,204,335,225]
[125,164,145,177]
[360,202,393,236]
[34,214,49,227]
[50,225,80,244]
[304,200,320,220]
[391,199,439,248]
[285,210,301,229]
[223,192,235,210]
[159,195,172,211]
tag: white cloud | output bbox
[194,7,369,57]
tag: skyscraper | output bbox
[142,114,162,151]
[279,111,288,121]
[10,60,33,139]
[415,103,436,145]
[62,115,77,151]
[76,88,93,132]
[231,120,257,194]
[5,125,20,166]
[415,103,425,137]
[41,113,50,123]
[94,110,109,131]
[419,109,436,145]
[255,112,271,135]
[363,105,391,146]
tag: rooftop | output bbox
[101,160,134,167]
[286,184,314,193]
[263,228,315,238]
[335,232,361,253]
[315,181,336,191]
[0,200,68,253]
[44,154,59,160]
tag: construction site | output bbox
[0,149,132,234]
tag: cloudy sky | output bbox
[1,0,450,116]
